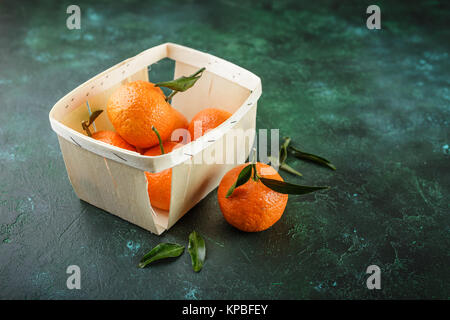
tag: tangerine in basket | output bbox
[169,107,189,143]
[171,107,188,131]
[107,80,175,149]
[144,141,180,211]
[91,130,136,152]
[188,108,232,141]
[217,162,288,232]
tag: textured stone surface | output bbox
[0,0,449,299]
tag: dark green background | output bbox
[0,0,449,299]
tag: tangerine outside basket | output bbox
[49,43,262,235]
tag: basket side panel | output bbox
[58,136,159,234]
[171,62,251,121]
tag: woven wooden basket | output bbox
[49,43,262,235]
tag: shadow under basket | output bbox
[49,43,262,235]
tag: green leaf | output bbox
[279,137,291,165]
[259,177,329,195]
[269,155,302,177]
[188,231,206,272]
[288,146,336,171]
[280,163,303,177]
[138,243,184,268]
[155,67,205,92]
[226,164,253,198]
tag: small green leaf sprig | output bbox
[226,137,335,197]
[155,67,205,102]
[226,163,328,197]
[269,137,303,177]
[287,143,336,172]
[139,231,206,272]
[270,137,336,177]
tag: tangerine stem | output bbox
[166,90,178,102]
[152,126,165,154]
[82,110,103,137]
[251,147,257,164]
[81,120,92,137]
[250,147,260,181]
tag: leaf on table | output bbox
[269,153,302,177]
[259,177,329,195]
[138,243,185,269]
[288,146,336,171]
[280,162,303,177]
[188,231,206,272]
[279,137,291,165]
